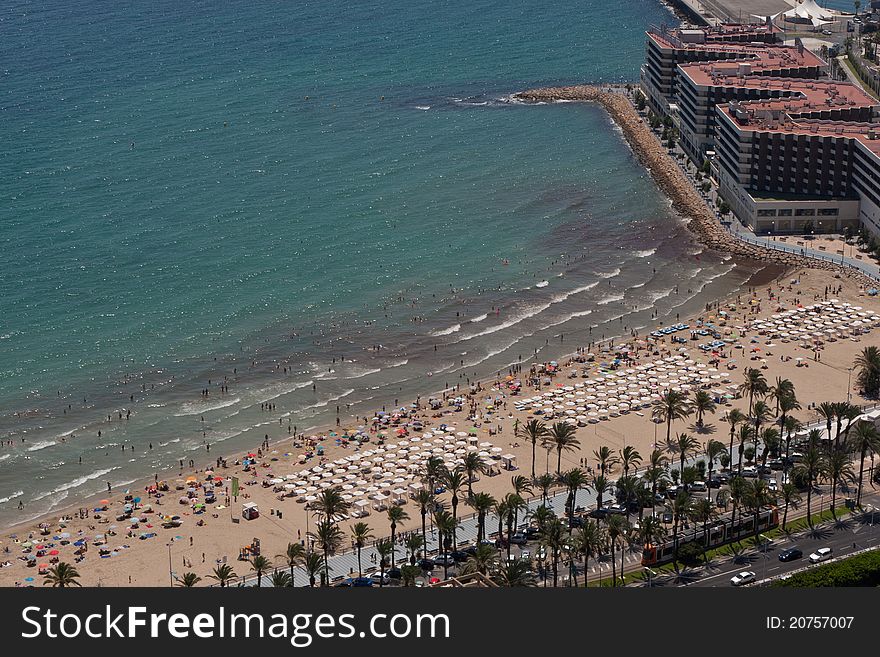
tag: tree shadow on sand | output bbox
[689,422,717,436]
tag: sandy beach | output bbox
[2,262,878,587]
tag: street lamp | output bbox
[166,542,173,587]
[847,366,853,403]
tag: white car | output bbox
[730,571,756,586]
[809,547,833,563]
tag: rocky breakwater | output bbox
[514,85,876,286]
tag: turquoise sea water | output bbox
[0,0,757,525]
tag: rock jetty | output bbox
[514,85,875,286]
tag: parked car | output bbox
[417,558,435,570]
[778,547,803,562]
[387,567,402,580]
[689,481,707,492]
[524,527,541,541]
[809,547,833,564]
[433,553,457,567]
[730,571,756,586]
[450,550,469,563]
[708,475,723,489]
[509,532,528,545]
[370,572,390,585]
[342,577,373,587]
[768,459,784,471]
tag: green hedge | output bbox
[772,549,880,587]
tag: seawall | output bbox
[513,85,875,287]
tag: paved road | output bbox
[641,504,880,588]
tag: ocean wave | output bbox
[596,268,621,279]
[430,323,461,337]
[551,281,599,303]
[0,490,24,505]
[414,105,431,110]
[456,301,553,342]
[389,359,409,367]
[470,314,488,323]
[174,397,241,417]
[635,248,656,258]
[597,292,625,305]
[33,467,119,501]
[27,439,57,453]
[342,367,382,379]
[255,379,315,404]
[0,454,10,463]
[299,389,356,413]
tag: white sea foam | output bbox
[635,248,656,258]
[254,379,315,404]
[299,389,356,413]
[27,439,57,452]
[0,454,10,463]
[596,267,621,279]
[597,292,626,305]
[342,367,382,379]
[0,490,23,505]
[470,314,488,323]
[389,359,409,367]
[415,105,431,110]
[174,397,241,417]
[33,467,119,501]
[535,280,549,288]
[430,323,462,337]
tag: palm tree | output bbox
[744,479,776,544]
[691,389,716,428]
[350,522,373,576]
[689,498,717,563]
[522,419,549,480]
[312,486,351,525]
[605,514,630,586]
[652,389,691,447]
[433,510,457,580]
[208,563,236,588]
[503,493,527,560]
[560,468,590,526]
[728,475,747,536]
[414,488,435,559]
[643,463,668,515]
[510,474,532,498]
[302,551,326,587]
[769,377,795,417]
[777,395,801,450]
[668,432,700,479]
[442,468,466,546]
[636,515,667,560]
[547,422,580,474]
[850,421,880,506]
[738,367,769,415]
[491,559,537,587]
[667,490,693,572]
[177,572,201,587]
[528,503,556,536]
[779,482,802,531]
[404,533,424,566]
[461,451,486,499]
[468,492,496,543]
[615,475,640,521]
[492,497,509,549]
[758,427,781,468]
[704,439,725,502]
[540,517,567,587]
[854,345,880,397]
[269,570,292,588]
[826,445,856,519]
[593,445,620,475]
[816,402,836,447]
[619,445,642,476]
[277,542,305,586]
[374,538,393,587]
[751,400,772,444]
[528,473,551,505]
[249,555,272,588]
[835,402,862,448]
[782,415,801,464]
[460,544,499,575]
[387,506,409,568]
[423,455,448,493]
[312,518,342,585]
[42,562,81,588]
[724,408,747,470]
[592,473,611,512]
[794,430,826,527]
[573,520,605,587]
[736,424,754,474]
